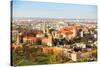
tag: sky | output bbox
[12,1,97,19]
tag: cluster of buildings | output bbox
[12,18,97,62]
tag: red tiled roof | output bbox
[24,36,48,41]
[38,37,48,40]
[34,31,42,34]
[56,27,75,35]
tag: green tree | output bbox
[34,38,42,45]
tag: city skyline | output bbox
[12,1,97,19]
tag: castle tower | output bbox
[16,32,23,45]
[43,21,46,33]
[72,28,77,38]
[47,34,53,46]
[80,30,83,37]
[46,27,53,46]
[46,26,50,34]
[16,33,20,45]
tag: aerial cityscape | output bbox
[11,1,97,66]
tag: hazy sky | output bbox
[12,1,97,19]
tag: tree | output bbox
[34,38,42,45]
